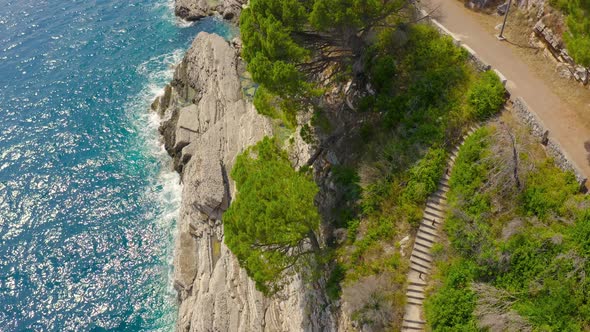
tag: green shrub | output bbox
[551,0,590,66]
[402,148,447,205]
[514,250,589,331]
[403,25,469,111]
[370,55,396,92]
[431,119,590,331]
[572,210,590,255]
[332,166,362,201]
[425,259,479,332]
[448,128,491,217]
[224,137,321,295]
[300,124,316,145]
[346,219,360,243]
[253,86,298,129]
[521,160,579,219]
[326,263,345,300]
[467,71,505,120]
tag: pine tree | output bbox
[223,137,321,295]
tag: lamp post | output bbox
[498,0,513,41]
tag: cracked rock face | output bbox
[175,0,248,21]
[153,32,336,332]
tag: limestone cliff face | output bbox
[175,0,247,21]
[153,32,335,332]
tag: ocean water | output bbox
[0,1,234,330]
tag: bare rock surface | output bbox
[175,0,247,21]
[153,32,336,331]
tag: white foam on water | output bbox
[122,48,186,329]
[154,0,196,28]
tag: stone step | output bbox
[419,220,438,231]
[410,263,429,276]
[410,256,432,271]
[427,196,447,207]
[407,297,424,305]
[424,204,445,216]
[408,283,425,293]
[416,230,437,244]
[423,213,444,225]
[423,208,445,221]
[415,236,435,248]
[433,188,449,197]
[407,290,425,300]
[414,239,433,251]
[438,184,450,193]
[426,195,447,208]
[441,172,451,181]
[431,191,447,202]
[418,226,439,239]
[402,320,426,331]
[402,327,424,332]
[412,250,433,264]
[412,243,432,257]
[409,279,427,287]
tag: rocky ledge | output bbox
[153,32,335,331]
[175,0,247,21]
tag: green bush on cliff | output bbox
[223,137,321,295]
[466,71,505,120]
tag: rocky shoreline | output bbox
[152,24,335,331]
[174,0,247,22]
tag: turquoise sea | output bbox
[0,1,233,330]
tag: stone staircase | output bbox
[401,126,479,332]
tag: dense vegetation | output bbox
[425,120,590,331]
[327,25,505,328]
[550,0,590,66]
[241,0,411,124]
[223,137,321,295]
[235,0,506,329]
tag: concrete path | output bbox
[424,0,590,182]
[401,126,479,331]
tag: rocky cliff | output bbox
[175,0,247,21]
[153,32,335,332]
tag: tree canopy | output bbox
[223,137,321,295]
[240,0,410,98]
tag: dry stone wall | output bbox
[512,97,587,187]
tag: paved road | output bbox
[425,0,590,182]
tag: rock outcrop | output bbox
[530,9,590,87]
[175,0,247,21]
[153,32,335,332]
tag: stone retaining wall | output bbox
[512,97,587,187]
[532,18,589,86]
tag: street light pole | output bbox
[498,0,513,41]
